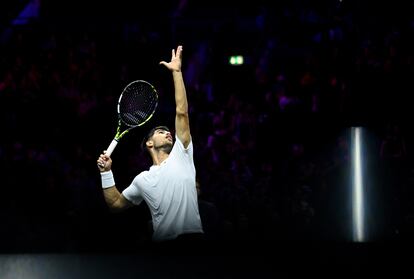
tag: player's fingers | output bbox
[102,151,111,159]
[97,159,105,167]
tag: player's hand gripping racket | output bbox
[99,80,158,166]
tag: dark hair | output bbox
[140,126,170,152]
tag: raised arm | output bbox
[97,152,134,212]
[159,45,191,148]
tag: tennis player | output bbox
[97,45,204,242]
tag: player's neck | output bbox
[152,151,169,166]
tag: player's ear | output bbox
[146,140,154,149]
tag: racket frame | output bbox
[105,80,158,157]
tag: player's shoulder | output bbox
[174,135,193,151]
[136,170,150,178]
[136,168,158,181]
[130,170,150,190]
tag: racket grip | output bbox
[105,139,119,157]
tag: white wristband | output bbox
[101,170,115,189]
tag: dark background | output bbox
[1,0,414,277]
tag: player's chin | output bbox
[158,142,173,154]
[165,143,173,154]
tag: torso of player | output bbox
[131,138,203,241]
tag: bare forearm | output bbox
[98,155,131,212]
[103,186,122,209]
[160,46,191,146]
[173,71,188,115]
[102,185,133,212]
[173,70,191,147]
[103,186,121,204]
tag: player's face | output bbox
[152,129,173,152]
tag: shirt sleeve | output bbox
[122,176,144,206]
[174,135,193,156]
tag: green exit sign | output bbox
[229,55,244,65]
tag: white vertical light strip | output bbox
[352,127,364,242]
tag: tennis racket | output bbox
[102,80,158,159]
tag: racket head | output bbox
[117,80,159,128]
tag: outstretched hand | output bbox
[160,45,182,72]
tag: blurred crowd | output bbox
[1,0,414,252]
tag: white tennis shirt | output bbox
[122,136,203,241]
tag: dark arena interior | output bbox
[1,0,414,277]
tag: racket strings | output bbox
[119,81,158,126]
